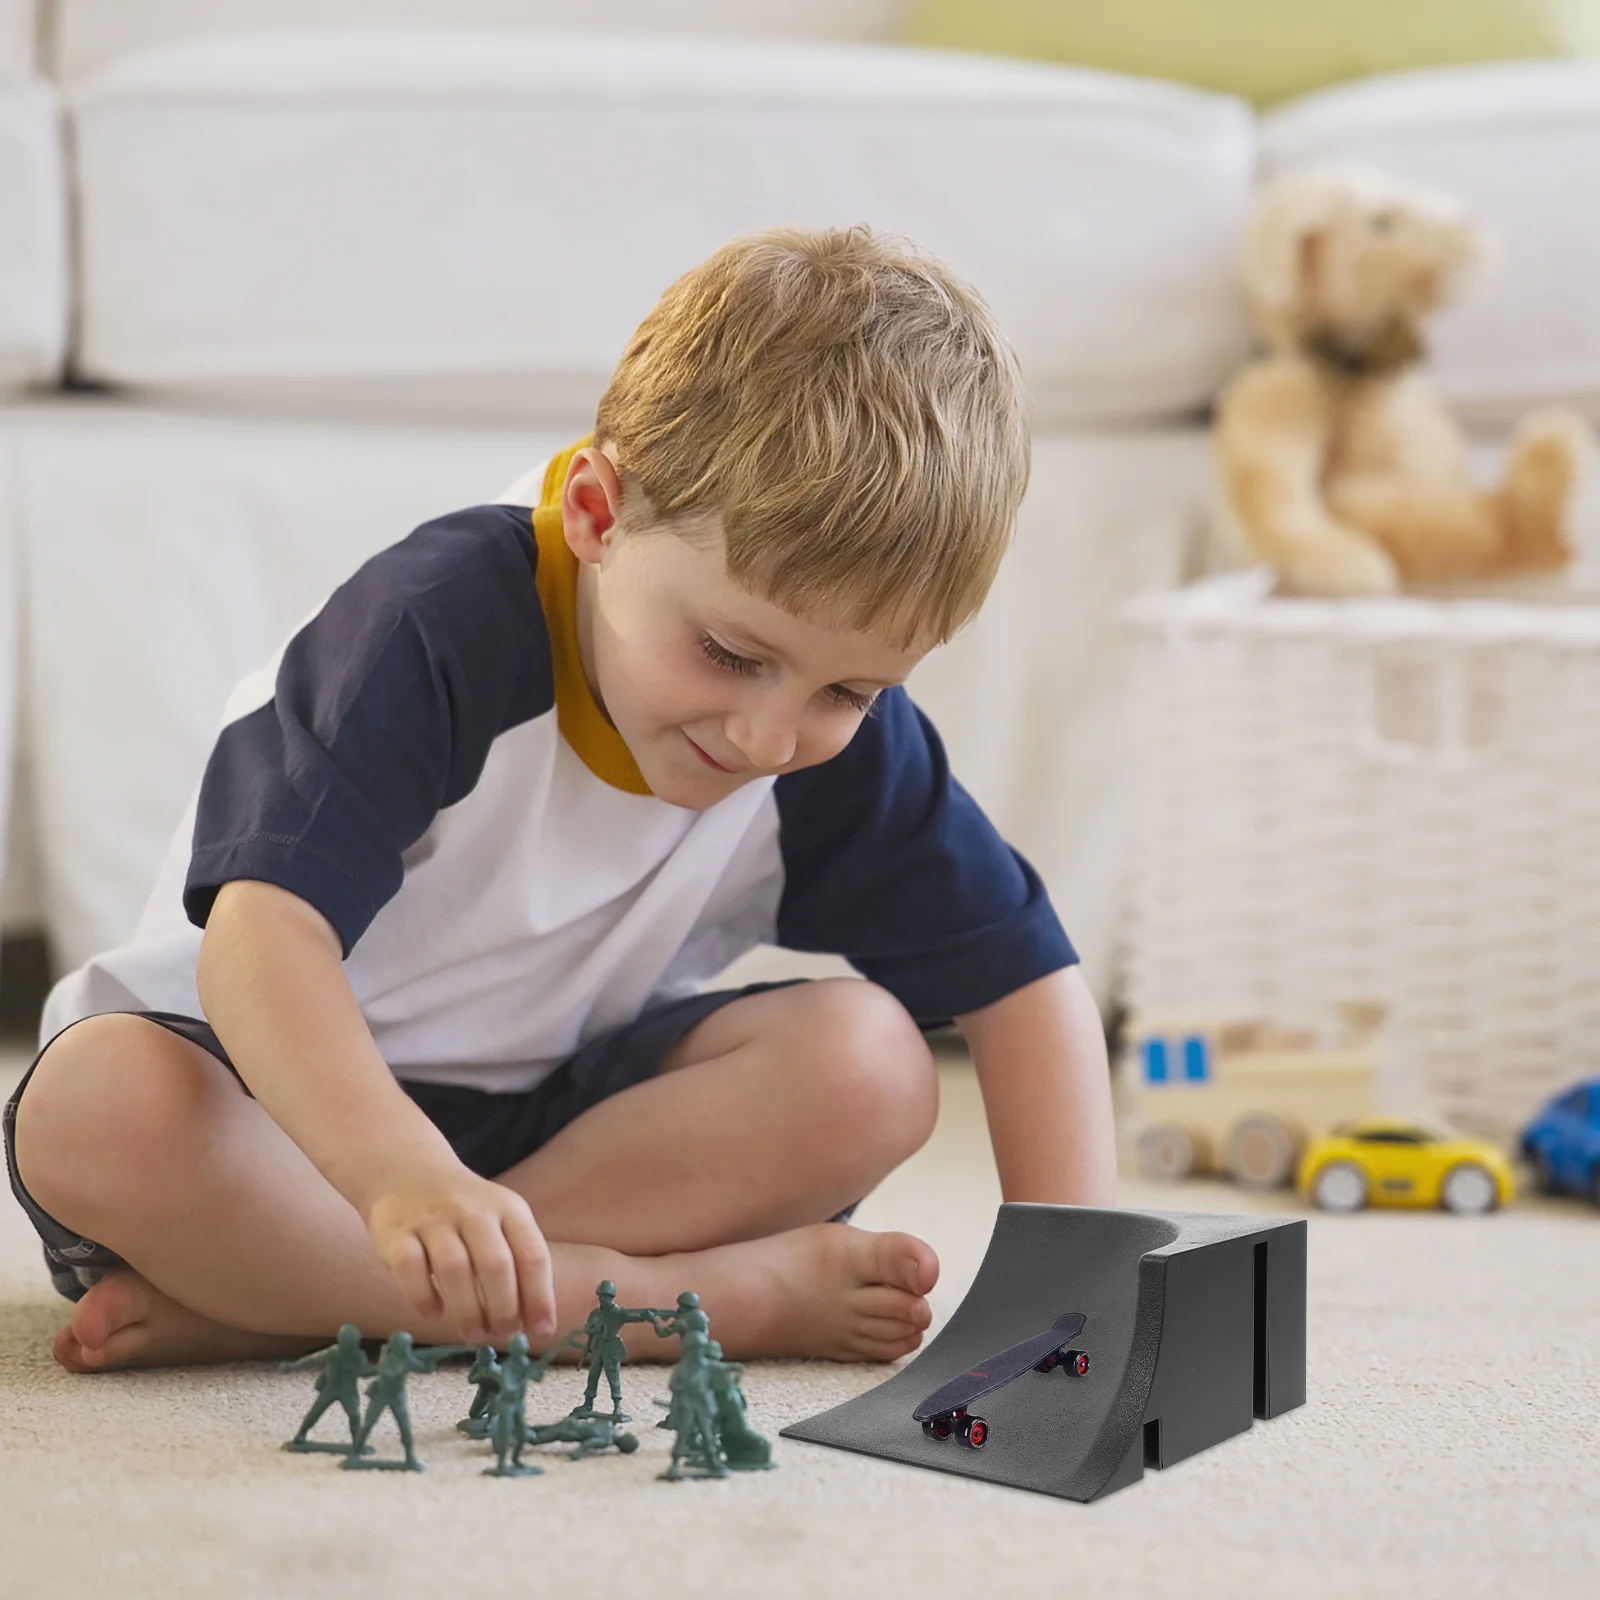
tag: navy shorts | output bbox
[3,982,801,1303]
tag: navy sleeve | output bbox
[184,504,555,955]
[772,688,1076,1023]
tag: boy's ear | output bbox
[561,447,625,565]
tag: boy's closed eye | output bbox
[698,633,879,714]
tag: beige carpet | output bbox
[1,1048,1597,1599]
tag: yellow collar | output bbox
[530,442,651,797]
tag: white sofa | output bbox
[2,1,1599,1011]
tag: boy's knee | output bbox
[803,980,939,1161]
[13,1014,217,1223]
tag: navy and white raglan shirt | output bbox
[41,442,1077,1091]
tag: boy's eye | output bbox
[700,635,761,676]
[702,632,876,713]
[827,684,878,714]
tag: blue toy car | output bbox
[1520,1079,1600,1205]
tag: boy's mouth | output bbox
[683,732,737,774]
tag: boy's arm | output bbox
[196,878,556,1342]
[955,965,1118,1207]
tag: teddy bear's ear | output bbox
[1245,165,1489,321]
[1242,168,1347,316]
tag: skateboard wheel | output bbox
[962,1417,988,1450]
[1063,1349,1089,1377]
[1033,1351,1059,1373]
[924,1414,954,1441]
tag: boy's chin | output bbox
[646,765,743,812]
[637,739,748,811]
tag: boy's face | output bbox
[563,449,930,811]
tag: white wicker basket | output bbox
[1120,571,1600,1143]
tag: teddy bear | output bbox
[1214,165,1591,596]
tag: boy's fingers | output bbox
[420,1224,481,1339]
[383,1232,440,1319]
[460,1214,519,1339]
[501,1207,556,1336]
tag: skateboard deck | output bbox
[914,1311,1087,1422]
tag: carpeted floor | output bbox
[1,1045,1597,1599]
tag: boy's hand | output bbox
[364,1165,556,1345]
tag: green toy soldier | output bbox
[571,1279,673,1424]
[341,1332,470,1473]
[705,1340,775,1471]
[659,1329,728,1481]
[457,1344,502,1439]
[483,1332,571,1478]
[523,1415,641,1461]
[653,1289,709,1341]
[280,1323,378,1455]
[652,1290,710,1429]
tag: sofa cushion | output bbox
[13,401,554,972]
[0,2,34,79]
[49,0,906,86]
[70,30,1254,426]
[0,79,65,391]
[1264,61,1600,423]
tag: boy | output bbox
[5,226,1116,1374]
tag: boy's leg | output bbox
[499,977,942,1253]
[13,984,939,1370]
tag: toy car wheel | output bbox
[1440,1162,1499,1216]
[1311,1159,1369,1213]
[1033,1351,1060,1373]
[1223,1115,1299,1189]
[961,1417,988,1450]
[1136,1124,1197,1182]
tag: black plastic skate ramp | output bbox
[781,1204,1306,1501]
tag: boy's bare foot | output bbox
[52,1223,939,1373]
[693,1221,939,1363]
[54,1270,320,1373]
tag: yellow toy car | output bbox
[1297,1118,1515,1215]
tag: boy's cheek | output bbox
[776,726,851,776]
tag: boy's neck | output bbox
[572,559,615,729]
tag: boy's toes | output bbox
[850,1228,939,1297]
[52,1323,96,1374]
[70,1270,152,1354]
[54,1270,171,1370]
[857,1313,927,1346]
[52,1316,150,1372]
[856,1330,924,1363]
[851,1283,931,1330]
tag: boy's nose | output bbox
[725,706,799,772]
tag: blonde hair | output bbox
[594,225,1029,646]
